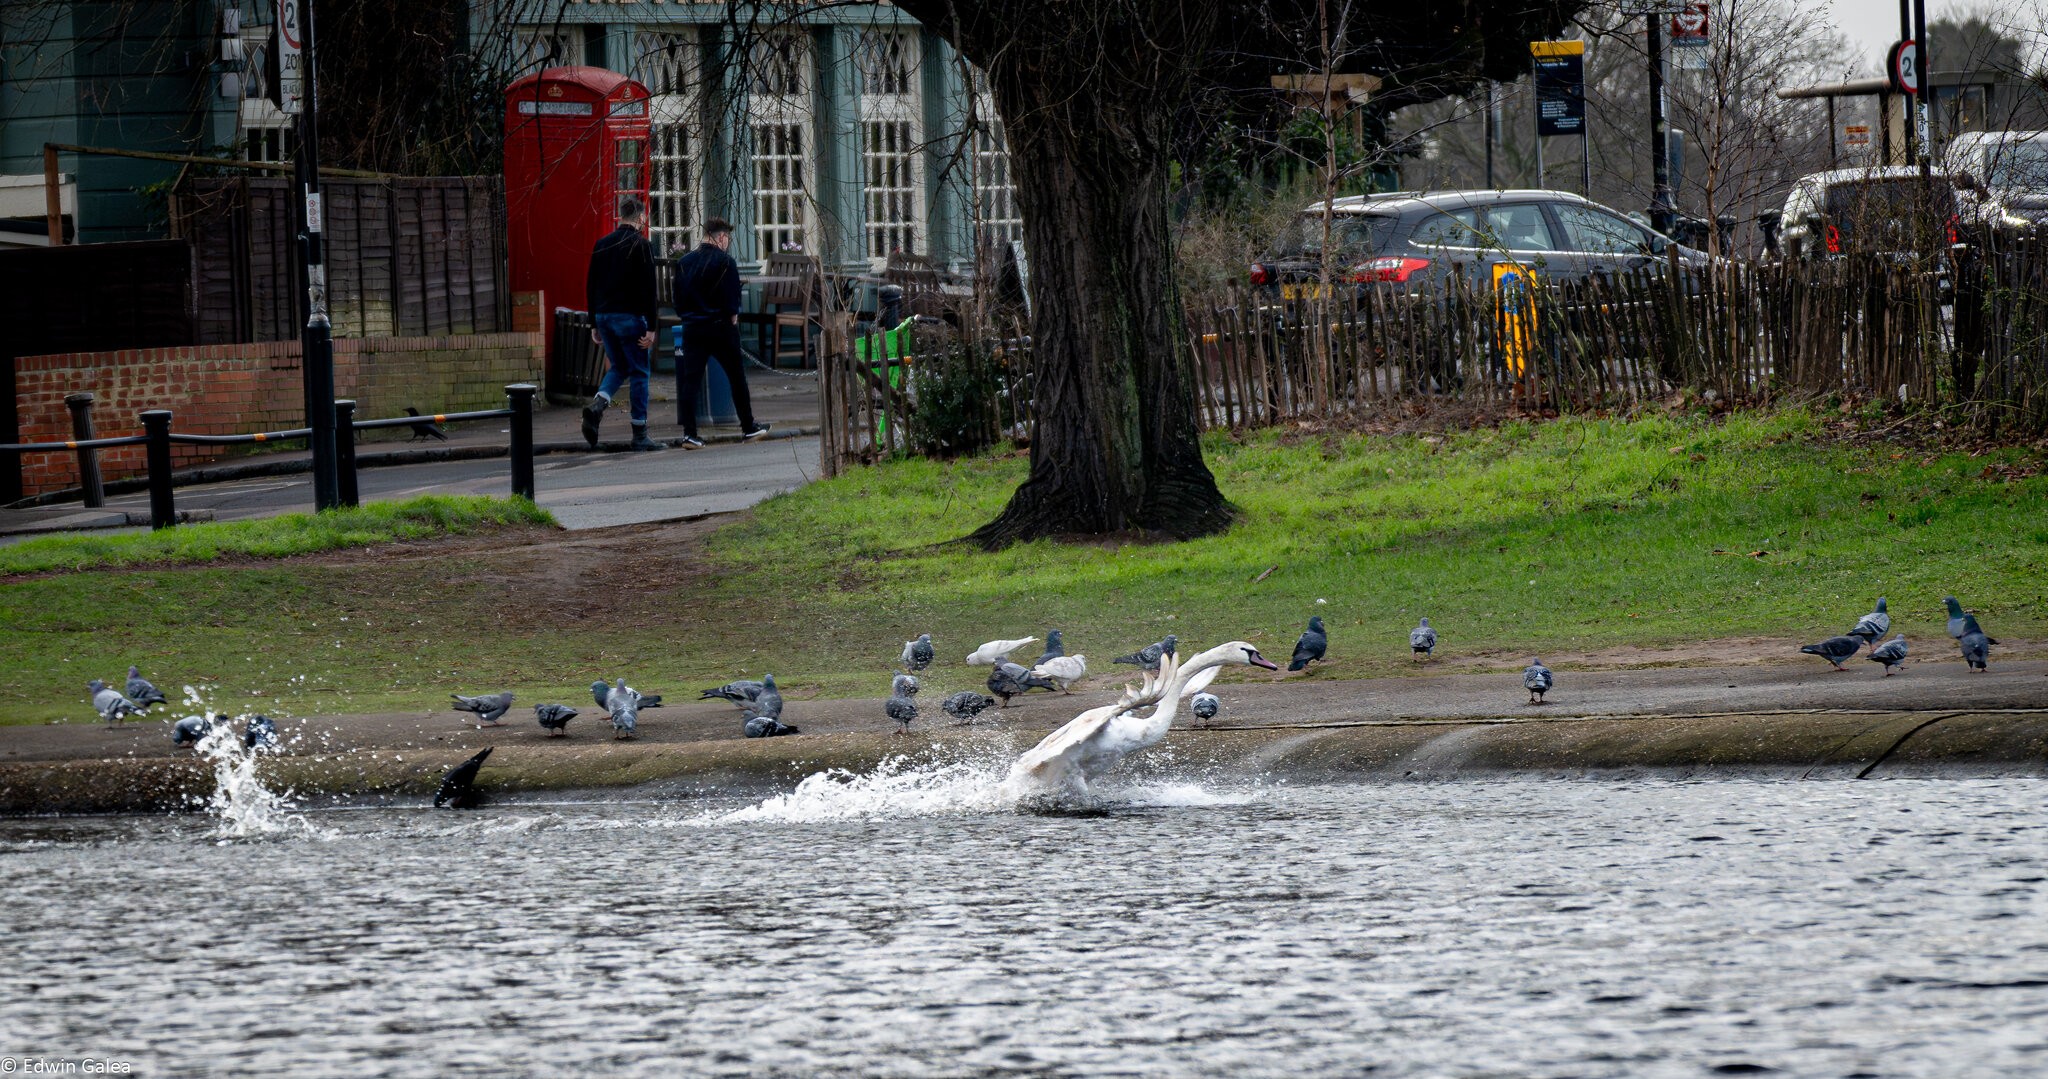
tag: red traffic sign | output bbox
[1671,2,1708,43]
[1888,39,1920,95]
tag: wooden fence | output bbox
[817,248,2048,474]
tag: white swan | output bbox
[966,636,1037,666]
[1003,641,1279,798]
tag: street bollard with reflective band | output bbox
[140,409,175,529]
[335,400,360,507]
[507,383,537,501]
[65,392,104,508]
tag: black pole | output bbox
[1484,80,1498,188]
[141,409,175,530]
[1648,13,1673,236]
[1899,0,1916,164]
[1913,0,1930,178]
[334,399,358,507]
[64,392,104,508]
[508,383,536,501]
[294,0,339,511]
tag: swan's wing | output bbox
[1009,667,1170,781]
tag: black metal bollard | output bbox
[140,409,175,530]
[334,399,359,508]
[507,383,536,501]
[64,392,104,508]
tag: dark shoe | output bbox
[742,423,772,440]
[678,435,706,449]
[581,401,605,448]
[629,426,665,452]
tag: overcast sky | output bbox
[1818,0,2040,75]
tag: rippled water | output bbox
[4,773,2045,1076]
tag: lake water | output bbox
[3,766,2045,1076]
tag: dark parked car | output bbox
[1249,189,1706,300]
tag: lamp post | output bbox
[284,0,339,510]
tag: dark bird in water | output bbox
[1288,616,1327,672]
[1522,659,1554,704]
[1800,635,1863,671]
[1848,597,1890,643]
[886,674,920,735]
[744,714,799,738]
[244,714,279,750]
[403,406,449,441]
[451,691,515,726]
[1113,634,1178,672]
[900,633,935,672]
[1410,617,1437,661]
[126,665,168,708]
[1191,693,1221,722]
[172,714,223,747]
[1866,634,1909,676]
[88,679,143,724]
[435,747,492,808]
[535,704,579,737]
[1031,630,1066,670]
[940,692,996,723]
[988,662,1056,706]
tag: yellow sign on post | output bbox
[1493,262,1538,378]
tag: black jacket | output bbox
[672,242,743,327]
[585,224,658,326]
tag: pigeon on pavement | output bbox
[450,691,515,726]
[535,704,579,737]
[171,714,220,747]
[604,678,640,739]
[1288,617,1327,672]
[1944,596,1986,640]
[1031,630,1066,670]
[1191,693,1221,722]
[966,636,1038,666]
[1849,598,1891,642]
[1959,628,1997,672]
[1113,634,1178,671]
[88,680,143,724]
[404,406,449,441]
[941,692,997,723]
[901,634,935,672]
[1800,635,1864,671]
[1522,659,1554,704]
[1029,654,1087,691]
[125,666,168,708]
[988,662,1056,706]
[435,748,491,808]
[700,679,767,709]
[1866,634,1909,675]
[244,714,279,750]
[741,674,784,722]
[886,674,920,734]
[744,714,800,738]
[1410,617,1437,660]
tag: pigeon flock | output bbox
[1798,595,1996,675]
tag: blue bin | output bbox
[675,326,738,426]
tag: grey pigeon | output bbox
[741,674,784,722]
[591,680,613,708]
[1113,634,1178,671]
[940,691,996,723]
[1191,693,1221,721]
[1288,616,1327,672]
[700,679,766,709]
[126,665,168,708]
[744,714,800,738]
[435,747,491,808]
[605,678,640,739]
[1866,634,1909,675]
[1944,596,1986,640]
[900,634,935,672]
[171,714,220,747]
[403,406,449,441]
[1959,628,1996,672]
[1410,617,1437,660]
[1800,635,1863,671]
[450,691,515,726]
[637,694,664,709]
[1031,630,1066,670]
[988,661,1056,705]
[244,714,279,750]
[1849,598,1890,642]
[535,704,579,737]
[88,679,143,724]
[886,674,920,735]
[1522,659,1553,704]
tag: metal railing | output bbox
[1,384,537,529]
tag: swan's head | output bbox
[1219,642,1280,671]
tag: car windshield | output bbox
[1984,142,2048,191]
[1822,178,1959,251]
[1275,213,1398,259]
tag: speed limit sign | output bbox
[1888,39,1920,95]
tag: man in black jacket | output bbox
[671,217,768,446]
[582,198,663,451]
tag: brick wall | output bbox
[11,333,543,496]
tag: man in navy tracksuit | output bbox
[671,217,767,446]
[582,197,663,451]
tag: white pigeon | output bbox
[1029,654,1088,692]
[966,636,1037,666]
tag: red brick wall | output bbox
[12,333,543,496]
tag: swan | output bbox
[1003,641,1279,798]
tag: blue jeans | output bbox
[595,313,651,424]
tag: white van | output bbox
[1942,131,2048,233]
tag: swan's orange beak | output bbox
[1245,648,1280,671]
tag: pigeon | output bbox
[434,747,492,808]
[988,661,1057,706]
[1030,654,1087,692]
[637,694,664,709]
[592,680,614,707]
[244,714,279,750]
[1031,630,1066,670]
[886,674,920,735]
[171,714,220,747]
[700,679,767,709]
[900,634,935,672]
[604,678,640,739]
[741,674,785,722]
[1944,596,1986,640]
[404,406,449,441]
[894,672,921,697]
[535,704,579,737]
[1191,692,1221,721]
[940,691,997,723]
[1522,658,1554,704]
[966,636,1038,666]
[450,691,515,726]
[744,714,800,738]
[1410,617,1437,660]
[88,679,143,724]
[1288,617,1327,672]
[1959,628,1996,673]
[125,665,168,708]
[1113,634,1178,671]
[1849,598,1890,642]
[1800,635,1863,671]
[1866,634,1909,675]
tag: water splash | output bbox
[179,687,327,842]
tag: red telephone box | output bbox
[503,67,652,329]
